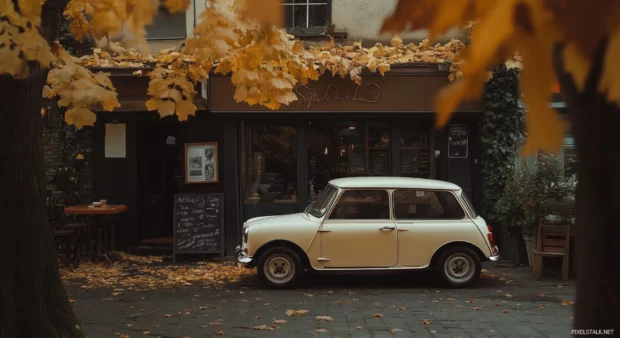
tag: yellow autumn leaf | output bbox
[241,0,282,27]
[65,107,97,130]
[146,99,176,118]
[165,0,191,13]
[599,28,620,105]
[563,43,590,92]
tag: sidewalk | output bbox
[65,255,576,338]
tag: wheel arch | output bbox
[429,241,487,268]
[254,240,312,269]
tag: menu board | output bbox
[173,193,224,261]
[400,149,416,173]
[351,146,366,173]
[370,149,388,174]
[418,149,430,172]
[448,125,468,158]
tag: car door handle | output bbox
[380,226,396,231]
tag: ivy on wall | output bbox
[481,64,525,223]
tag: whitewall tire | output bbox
[437,246,481,288]
[257,247,303,289]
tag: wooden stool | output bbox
[532,224,571,281]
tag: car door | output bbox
[393,189,474,267]
[319,189,398,268]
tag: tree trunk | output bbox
[554,41,620,333]
[0,1,85,337]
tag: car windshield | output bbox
[461,191,478,217]
[307,185,339,218]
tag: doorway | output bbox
[136,117,181,244]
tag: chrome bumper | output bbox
[235,245,254,266]
[489,253,500,262]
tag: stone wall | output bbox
[42,107,93,205]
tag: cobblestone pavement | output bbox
[69,264,575,338]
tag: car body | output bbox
[236,177,499,288]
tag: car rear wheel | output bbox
[257,247,303,289]
[437,247,481,288]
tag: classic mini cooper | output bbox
[236,177,499,289]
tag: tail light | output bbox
[487,225,499,254]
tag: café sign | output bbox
[208,73,481,112]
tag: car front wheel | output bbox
[437,247,481,288]
[257,247,303,289]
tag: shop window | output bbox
[399,121,432,178]
[306,120,391,202]
[240,122,297,220]
[393,190,465,220]
[329,190,390,220]
[283,0,330,33]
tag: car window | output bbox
[460,191,478,217]
[307,185,339,218]
[393,190,465,220]
[329,190,390,220]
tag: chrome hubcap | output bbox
[264,254,295,284]
[444,253,475,283]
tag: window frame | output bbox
[391,189,467,221]
[282,0,332,35]
[325,188,392,221]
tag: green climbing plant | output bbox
[481,64,525,223]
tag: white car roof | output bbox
[328,177,461,191]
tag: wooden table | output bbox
[64,205,127,259]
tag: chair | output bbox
[64,222,91,256]
[532,224,571,281]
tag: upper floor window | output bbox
[283,0,331,33]
[146,5,187,40]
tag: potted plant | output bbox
[495,152,576,267]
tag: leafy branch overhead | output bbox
[381,0,620,155]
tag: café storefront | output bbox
[209,65,483,240]
[92,64,483,255]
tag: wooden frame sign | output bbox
[185,142,219,184]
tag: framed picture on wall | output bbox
[185,142,219,184]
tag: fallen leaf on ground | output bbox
[69,299,76,303]
[273,319,286,324]
[210,322,222,326]
[216,331,224,335]
[562,300,574,306]
[199,306,209,310]
[200,325,208,328]
[315,328,329,333]
[455,305,464,308]
[390,328,403,333]
[253,325,274,330]
[119,335,129,338]
[472,307,483,311]
[495,303,502,306]
[466,300,476,303]
[372,313,383,318]
[570,317,574,320]
[504,294,512,298]
[557,285,563,288]
[356,326,363,330]
[503,310,509,313]
[422,320,432,325]
[315,316,333,322]
[285,309,309,317]
[142,331,150,335]
[164,314,172,317]
[303,293,314,297]
[264,303,270,306]
[397,307,405,310]
[447,298,456,301]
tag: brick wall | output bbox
[43,107,93,205]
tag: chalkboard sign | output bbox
[400,149,415,173]
[418,149,430,172]
[173,193,224,261]
[370,149,388,174]
[351,146,366,173]
[448,125,468,158]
